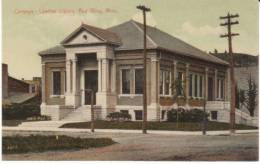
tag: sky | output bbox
[2,0,259,79]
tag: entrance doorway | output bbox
[208,77,214,101]
[84,70,98,105]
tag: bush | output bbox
[106,112,131,122]
[167,108,209,122]
[26,115,51,121]
[3,135,115,154]
[2,104,40,120]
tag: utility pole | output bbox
[136,5,151,134]
[220,12,239,134]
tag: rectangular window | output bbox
[189,74,193,97]
[211,111,218,120]
[221,79,224,99]
[160,70,164,94]
[177,72,184,96]
[135,69,143,94]
[164,71,170,95]
[194,75,198,97]
[64,71,66,92]
[53,71,61,95]
[135,110,143,120]
[199,76,203,97]
[122,69,130,94]
[161,110,166,120]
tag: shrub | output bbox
[3,135,115,154]
[106,112,131,122]
[2,104,40,120]
[167,108,209,122]
[26,115,51,121]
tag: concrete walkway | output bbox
[2,126,258,136]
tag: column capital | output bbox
[151,56,158,62]
[205,67,209,72]
[71,58,78,62]
[215,68,218,73]
[186,63,190,69]
[173,60,178,65]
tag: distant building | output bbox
[2,63,40,104]
[23,77,42,95]
[212,51,258,124]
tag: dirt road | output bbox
[2,131,258,161]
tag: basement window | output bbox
[211,111,218,120]
[135,110,143,120]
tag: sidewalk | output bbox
[2,126,258,136]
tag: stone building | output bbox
[39,20,231,121]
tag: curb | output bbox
[2,127,258,136]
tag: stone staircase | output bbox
[18,121,73,128]
[61,106,95,121]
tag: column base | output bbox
[148,103,160,121]
[96,92,117,119]
[65,93,80,107]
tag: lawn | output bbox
[3,135,115,154]
[61,121,258,131]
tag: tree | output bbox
[171,78,186,128]
[239,89,246,109]
[245,75,257,117]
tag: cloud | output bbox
[181,21,224,36]
[132,12,157,26]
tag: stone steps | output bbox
[18,121,76,128]
[61,107,91,121]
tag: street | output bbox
[2,131,258,161]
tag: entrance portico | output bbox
[60,23,120,119]
[63,45,117,119]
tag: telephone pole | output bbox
[220,12,239,134]
[136,5,151,134]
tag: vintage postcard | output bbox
[2,0,259,161]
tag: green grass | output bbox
[3,135,115,154]
[61,121,258,131]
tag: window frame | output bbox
[160,69,172,97]
[120,68,131,95]
[189,73,204,99]
[51,70,62,97]
[134,67,144,95]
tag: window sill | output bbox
[160,95,172,98]
[118,94,143,98]
[50,95,65,98]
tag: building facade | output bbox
[39,20,231,121]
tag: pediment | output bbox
[61,27,103,45]
[61,23,121,46]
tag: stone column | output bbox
[98,58,102,92]
[150,57,159,104]
[172,60,178,109]
[148,56,160,121]
[101,59,110,92]
[66,60,71,94]
[111,59,116,93]
[185,63,190,109]
[41,62,46,105]
[72,58,78,95]
[214,69,218,100]
[205,67,209,100]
